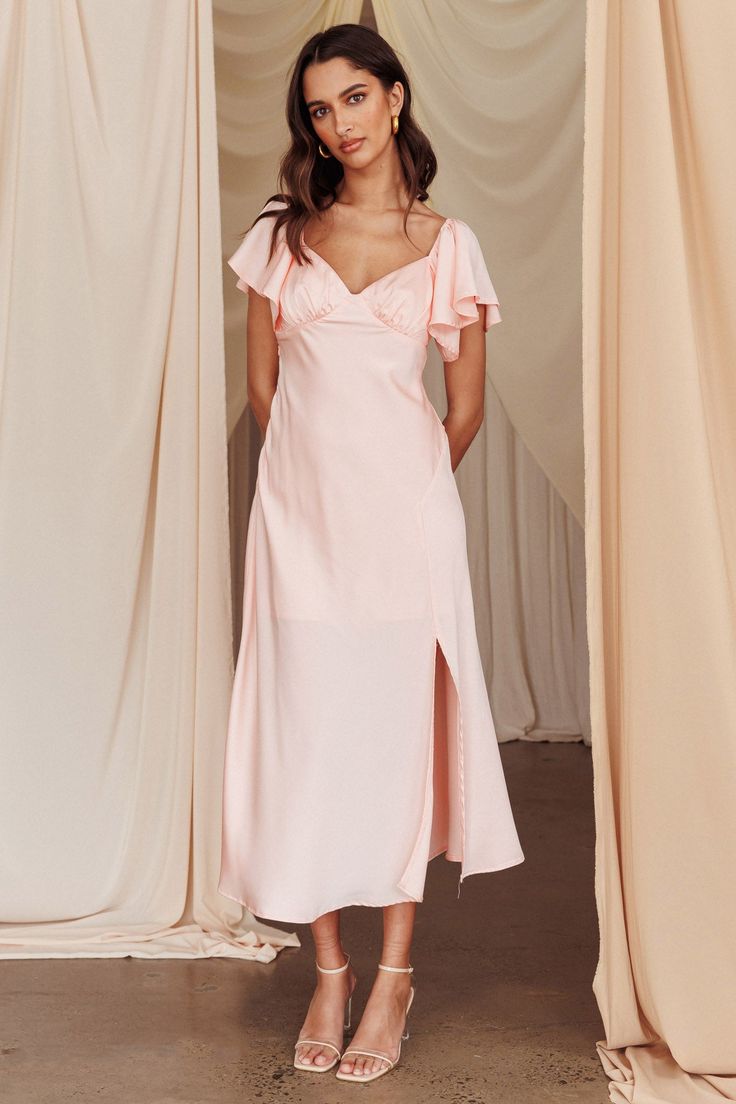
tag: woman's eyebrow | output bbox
[306,83,368,108]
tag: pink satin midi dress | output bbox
[218,197,525,924]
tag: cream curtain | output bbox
[0,0,295,960]
[584,1,736,1099]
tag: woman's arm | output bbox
[442,312,487,472]
[246,288,280,436]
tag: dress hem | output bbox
[217,847,526,926]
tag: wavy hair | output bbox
[240,23,438,266]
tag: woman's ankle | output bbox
[314,945,350,971]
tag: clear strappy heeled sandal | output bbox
[293,952,355,1073]
[335,962,416,1083]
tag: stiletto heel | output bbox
[335,962,416,1083]
[293,952,355,1074]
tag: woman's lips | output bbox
[340,138,364,153]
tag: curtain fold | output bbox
[372,0,590,745]
[584,1,736,1098]
[0,0,295,960]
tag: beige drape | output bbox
[584,1,736,1099]
[0,0,296,960]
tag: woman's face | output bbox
[303,56,403,167]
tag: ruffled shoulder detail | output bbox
[227,198,293,325]
[428,218,502,362]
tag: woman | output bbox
[218,23,524,1084]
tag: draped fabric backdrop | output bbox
[0,0,296,960]
[584,1,736,1099]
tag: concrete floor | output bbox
[0,742,608,1103]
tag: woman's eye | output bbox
[312,93,365,120]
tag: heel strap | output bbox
[316,952,350,974]
[378,962,413,974]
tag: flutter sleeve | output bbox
[227,198,293,325]
[428,219,502,362]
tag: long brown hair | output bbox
[240,23,438,266]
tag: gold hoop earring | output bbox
[318,142,332,159]
[391,114,399,135]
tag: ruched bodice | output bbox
[230,200,501,359]
[218,198,524,925]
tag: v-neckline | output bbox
[300,216,453,298]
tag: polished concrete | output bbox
[0,742,608,1102]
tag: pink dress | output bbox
[218,198,524,924]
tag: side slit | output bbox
[433,636,467,897]
[397,632,467,900]
[397,633,438,899]
[410,433,469,897]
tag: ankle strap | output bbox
[378,962,413,973]
[316,952,350,974]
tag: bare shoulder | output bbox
[409,202,448,226]
[407,202,450,250]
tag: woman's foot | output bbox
[294,952,357,1068]
[337,966,412,1078]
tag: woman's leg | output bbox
[337,901,417,1078]
[294,908,357,1067]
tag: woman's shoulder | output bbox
[407,203,453,254]
[412,203,478,241]
[417,203,448,224]
[228,196,294,301]
[408,201,445,225]
[256,194,291,217]
[429,208,475,237]
[436,213,482,252]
